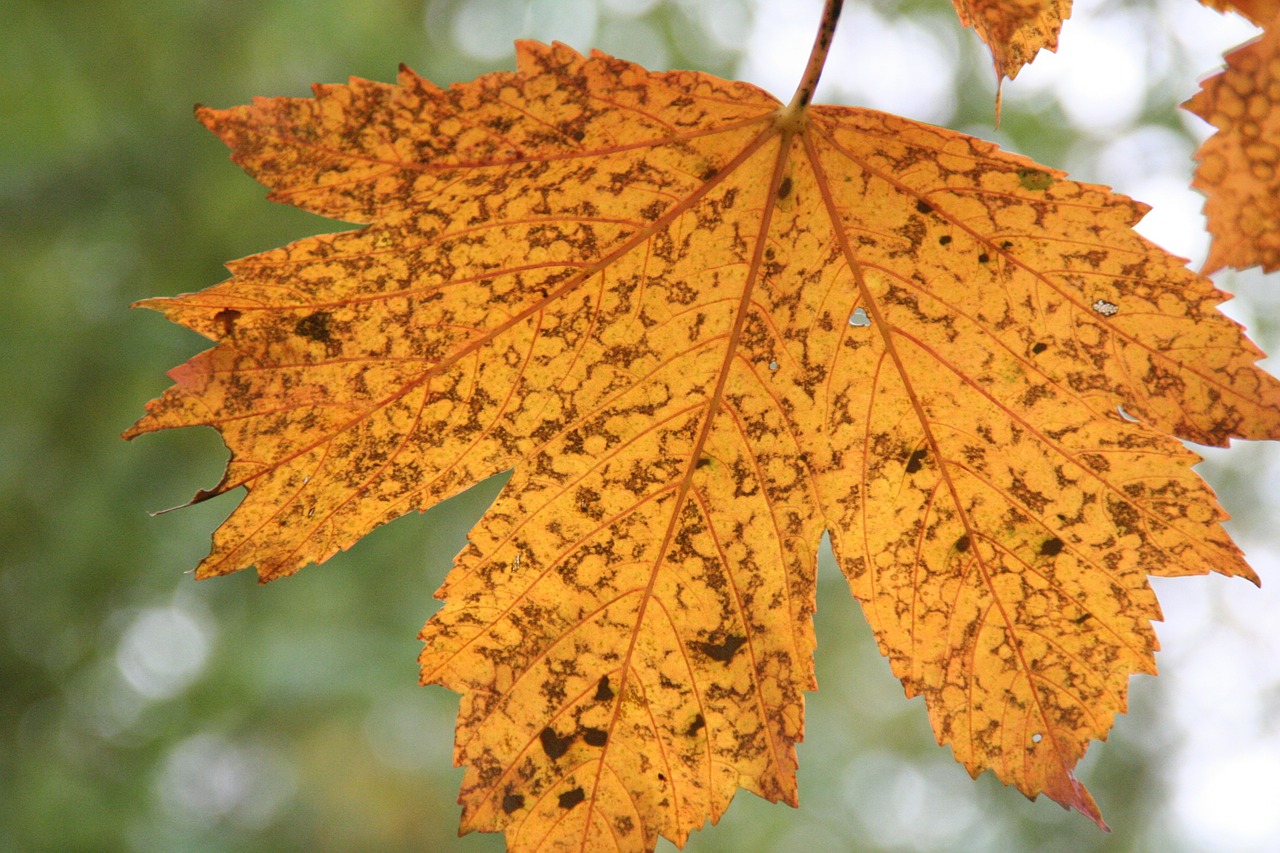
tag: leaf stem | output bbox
[785,0,844,115]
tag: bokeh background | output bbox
[3,0,1279,850]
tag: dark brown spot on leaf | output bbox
[295,311,332,343]
[559,787,585,810]
[777,176,792,200]
[1040,537,1064,557]
[955,534,970,553]
[938,235,952,245]
[686,713,705,736]
[906,448,927,474]
[1031,342,1048,354]
[502,793,525,814]
[916,200,933,214]
[539,727,574,760]
[213,309,241,336]
[594,676,614,702]
[977,252,990,264]
[582,726,608,747]
[695,634,746,663]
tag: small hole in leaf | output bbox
[849,307,871,327]
[1116,405,1139,423]
[1032,733,1043,744]
[1018,168,1054,191]
[769,360,779,371]
[1092,299,1119,317]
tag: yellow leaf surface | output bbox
[128,40,1280,851]
[1184,18,1280,273]
[950,0,1072,81]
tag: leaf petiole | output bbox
[780,0,844,126]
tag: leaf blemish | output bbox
[905,448,927,474]
[777,176,792,200]
[213,308,241,336]
[502,793,525,814]
[1031,342,1048,354]
[594,676,614,702]
[686,713,706,736]
[294,311,333,342]
[954,534,970,553]
[539,727,575,760]
[938,235,952,245]
[582,726,609,747]
[696,634,746,663]
[977,252,990,264]
[1040,537,1064,557]
[916,200,933,214]
[558,787,585,810]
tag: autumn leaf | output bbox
[1184,14,1280,273]
[1199,0,1280,28]
[128,5,1280,850]
[949,0,1071,82]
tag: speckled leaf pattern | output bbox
[949,0,1072,81]
[1184,16,1280,273]
[128,43,1280,851]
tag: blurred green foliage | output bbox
[1,1,1271,851]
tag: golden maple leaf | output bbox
[1184,14,1280,273]
[127,7,1280,851]
[949,0,1072,82]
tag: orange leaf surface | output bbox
[950,0,1072,82]
[1184,18,1280,273]
[1199,0,1280,27]
[128,38,1280,852]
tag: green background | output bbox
[3,1,1277,851]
